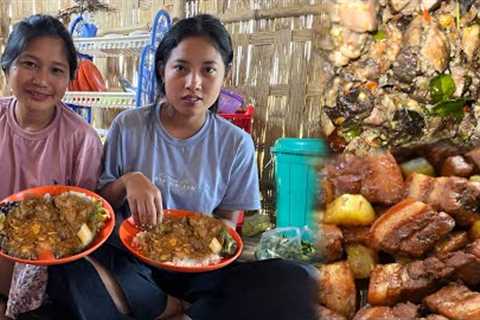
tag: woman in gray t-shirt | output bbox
[47,14,318,320]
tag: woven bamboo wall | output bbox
[0,1,9,95]
[0,0,329,216]
[184,0,329,214]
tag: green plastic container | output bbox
[271,138,328,228]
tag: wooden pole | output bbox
[173,0,186,20]
[220,4,326,23]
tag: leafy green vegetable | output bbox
[372,30,385,41]
[255,235,317,262]
[341,126,362,141]
[431,98,468,121]
[430,74,456,104]
[220,228,238,257]
[299,241,317,262]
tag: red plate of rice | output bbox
[119,209,244,272]
[0,185,115,266]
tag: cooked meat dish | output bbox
[406,173,480,226]
[316,224,344,263]
[433,230,469,254]
[319,0,480,154]
[353,302,419,320]
[0,192,108,259]
[324,151,404,205]
[420,315,450,320]
[340,226,371,246]
[424,283,480,320]
[316,148,480,319]
[370,198,455,257]
[313,1,480,316]
[132,215,237,266]
[317,305,347,320]
[317,261,357,319]
[367,245,479,306]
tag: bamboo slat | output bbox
[220,4,325,23]
[185,0,328,215]
[0,0,10,95]
[0,0,330,219]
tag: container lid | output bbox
[271,138,329,156]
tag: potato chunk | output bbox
[346,244,378,279]
[324,194,376,226]
[400,157,435,177]
[77,223,94,248]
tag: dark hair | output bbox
[1,14,77,80]
[154,14,233,113]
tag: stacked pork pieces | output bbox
[320,0,480,154]
[315,146,480,320]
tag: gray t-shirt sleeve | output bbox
[97,119,124,190]
[218,135,261,211]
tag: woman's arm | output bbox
[97,117,162,226]
[213,209,242,228]
[98,173,131,209]
[100,172,163,226]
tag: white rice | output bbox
[133,231,222,267]
[164,255,222,267]
[61,191,96,202]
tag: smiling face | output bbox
[6,36,70,113]
[161,36,227,120]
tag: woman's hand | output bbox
[123,172,163,227]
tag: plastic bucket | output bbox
[271,138,328,228]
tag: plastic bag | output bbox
[255,226,318,262]
[218,89,244,113]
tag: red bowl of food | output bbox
[119,209,243,273]
[0,185,115,266]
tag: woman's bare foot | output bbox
[0,299,9,320]
[84,256,130,314]
[155,296,184,320]
[165,314,192,320]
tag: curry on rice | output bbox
[133,214,238,266]
[0,191,108,259]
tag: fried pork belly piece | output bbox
[361,152,405,205]
[368,250,477,305]
[441,155,474,177]
[325,152,404,205]
[317,224,344,263]
[370,199,455,257]
[419,315,449,320]
[406,173,480,226]
[317,261,357,319]
[341,226,371,246]
[433,231,469,255]
[424,283,480,320]
[353,302,418,320]
[423,142,461,171]
[466,147,480,172]
[325,153,364,200]
[316,305,347,320]
[368,263,404,306]
[457,239,480,286]
[405,173,434,202]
